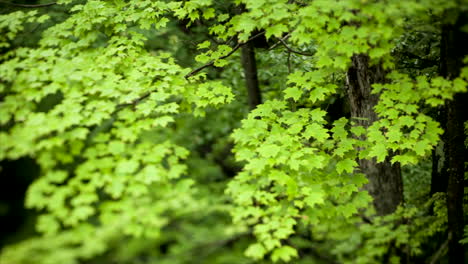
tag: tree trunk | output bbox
[346,54,404,216]
[439,11,468,264]
[430,132,447,195]
[241,41,261,109]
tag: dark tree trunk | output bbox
[444,85,467,264]
[430,105,448,196]
[430,131,447,195]
[346,54,404,216]
[439,11,468,264]
[241,41,261,109]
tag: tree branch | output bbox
[278,37,314,56]
[184,31,266,79]
[0,1,56,7]
[115,92,151,110]
[85,91,153,145]
[269,31,314,56]
[429,236,449,264]
[269,33,291,50]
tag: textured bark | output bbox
[444,88,467,264]
[346,54,403,216]
[241,41,261,109]
[430,120,447,196]
[439,12,468,264]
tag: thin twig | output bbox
[429,235,449,264]
[269,33,291,50]
[278,37,314,56]
[0,1,56,7]
[269,32,314,56]
[85,91,152,145]
[115,92,151,109]
[184,31,266,79]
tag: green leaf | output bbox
[317,54,333,67]
[303,185,325,207]
[391,153,418,166]
[115,159,139,174]
[398,116,416,127]
[108,141,126,154]
[305,154,327,170]
[245,243,266,260]
[245,158,268,174]
[217,13,230,22]
[368,143,388,163]
[336,159,358,174]
[413,139,430,156]
[46,170,68,183]
[386,127,402,143]
[265,24,288,39]
[36,214,60,235]
[304,123,329,142]
[284,87,302,101]
[197,40,211,49]
[271,246,298,262]
[203,8,215,19]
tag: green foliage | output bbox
[461,225,468,244]
[0,0,467,263]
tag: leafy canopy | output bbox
[0,0,467,263]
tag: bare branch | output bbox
[116,92,151,110]
[429,235,449,264]
[278,37,314,56]
[269,32,314,56]
[0,1,56,7]
[184,31,266,79]
[269,33,291,50]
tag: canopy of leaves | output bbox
[0,0,467,264]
